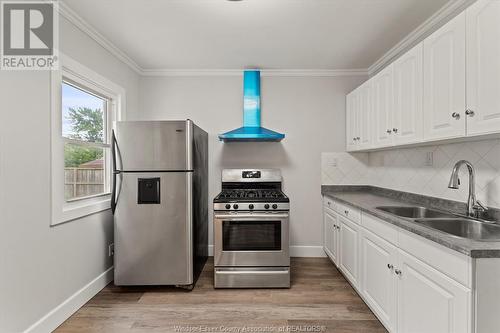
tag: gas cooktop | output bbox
[214,189,289,202]
[213,169,290,211]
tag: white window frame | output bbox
[51,54,125,225]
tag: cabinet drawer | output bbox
[323,196,336,211]
[337,202,361,224]
[399,230,472,288]
[362,213,398,245]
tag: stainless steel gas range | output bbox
[213,169,290,288]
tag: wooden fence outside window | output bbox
[64,167,105,200]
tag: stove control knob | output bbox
[233,204,239,210]
[264,204,270,209]
[225,204,231,210]
[272,204,278,210]
[249,204,254,210]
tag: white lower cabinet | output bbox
[339,216,359,288]
[360,229,398,332]
[323,208,339,266]
[322,197,472,333]
[397,249,471,333]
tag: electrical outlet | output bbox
[330,158,338,167]
[108,243,114,257]
[425,152,434,167]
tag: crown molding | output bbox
[141,68,369,77]
[58,1,143,74]
[368,0,476,76]
[262,69,368,77]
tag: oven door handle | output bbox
[214,213,289,220]
[215,269,289,275]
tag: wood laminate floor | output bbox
[55,258,387,333]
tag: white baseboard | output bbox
[208,245,326,258]
[24,267,113,333]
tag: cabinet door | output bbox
[397,250,471,333]
[466,0,500,136]
[358,81,372,150]
[423,12,466,140]
[372,64,394,148]
[360,229,398,332]
[346,91,359,151]
[339,216,359,288]
[393,43,423,145]
[323,209,338,265]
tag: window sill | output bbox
[66,192,111,203]
[52,195,111,226]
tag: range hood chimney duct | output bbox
[218,70,285,142]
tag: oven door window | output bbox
[222,220,281,251]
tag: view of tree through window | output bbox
[62,82,109,201]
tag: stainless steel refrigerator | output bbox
[111,120,208,288]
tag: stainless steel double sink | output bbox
[376,206,500,241]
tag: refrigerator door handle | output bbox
[111,130,120,214]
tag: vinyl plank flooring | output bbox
[55,258,387,333]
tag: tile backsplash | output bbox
[322,139,500,209]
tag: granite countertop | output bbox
[321,185,500,258]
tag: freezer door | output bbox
[115,121,191,171]
[114,172,192,285]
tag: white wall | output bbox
[0,15,139,333]
[322,139,500,209]
[134,75,365,252]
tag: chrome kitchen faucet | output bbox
[448,160,488,218]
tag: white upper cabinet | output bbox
[345,1,500,151]
[346,90,359,151]
[372,64,394,148]
[423,12,466,141]
[466,0,500,136]
[346,82,372,151]
[358,82,372,150]
[393,43,423,145]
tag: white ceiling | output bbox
[62,0,449,71]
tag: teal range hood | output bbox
[218,70,285,142]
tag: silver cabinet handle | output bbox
[387,264,394,270]
[356,136,360,140]
[386,129,392,134]
[452,112,460,119]
[395,269,402,276]
[393,128,398,133]
[465,109,475,117]
[344,210,349,215]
